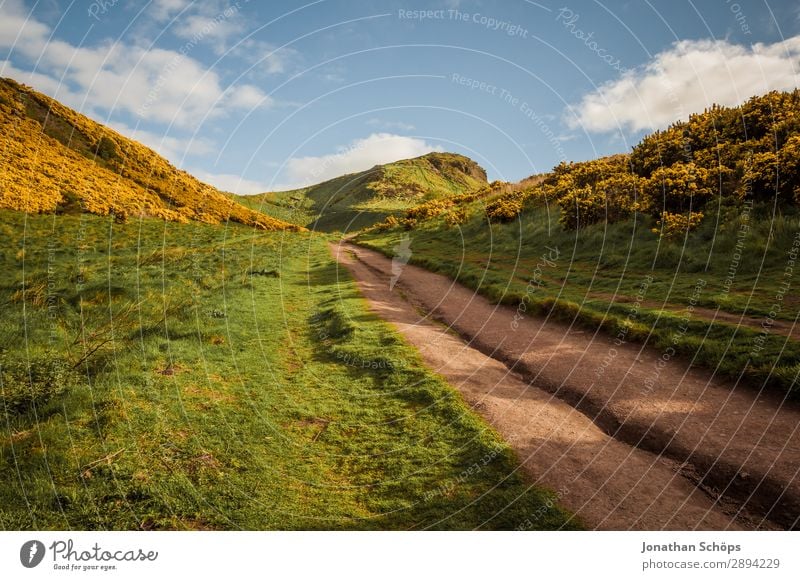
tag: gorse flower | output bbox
[0,78,299,231]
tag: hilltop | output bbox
[238,152,487,232]
[0,77,299,230]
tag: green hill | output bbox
[237,152,488,232]
[0,77,299,231]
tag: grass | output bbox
[0,210,576,530]
[236,153,487,232]
[356,201,800,397]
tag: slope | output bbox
[238,152,487,232]
[0,77,299,231]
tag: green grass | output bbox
[236,153,487,232]
[356,201,800,397]
[0,210,576,530]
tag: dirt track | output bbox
[331,241,800,530]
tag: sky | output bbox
[1,0,799,193]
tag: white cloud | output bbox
[191,169,271,194]
[567,36,800,133]
[284,133,442,188]
[172,12,245,54]
[163,1,299,74]
[0,0,272,128]
[226,83,272,109]
[229,39,300,75]
[107,121,215,163]
[0,60,67,97]
[149,0,190,22]
[366,118,416,131]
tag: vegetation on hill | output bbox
[0,211,576,530]
[357,89,800,398]
[239,152,488,232]
[0,77,299,230]
[470,90,800,236]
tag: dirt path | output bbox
[331,241,800,530]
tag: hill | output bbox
[238,152,488,232]
[0,77,299,230]
[357,89,800,398]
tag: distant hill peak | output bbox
[237,151,489,232]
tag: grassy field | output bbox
[0,210,576,530]
[356,201,800,397]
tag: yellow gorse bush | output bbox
[652,211,705,241]
[0,78,299,231]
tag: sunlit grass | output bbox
[0,210,576,530]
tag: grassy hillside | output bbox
[0,77,298,231]
[238,152,487,232]
[357,90,800,398]
[0,210,575,530]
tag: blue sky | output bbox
[1,0,799,192]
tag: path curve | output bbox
[332,241,800,530]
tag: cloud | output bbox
[229,39,300,75]
[567,36,800,133]
[284,133,443,188]
[191,169,271,194]
[366,118,416,131]
[225,83,273,109]
[0,0,272,128]
[171,12,246,54]
[0,60,66,97]
[163,1,300,74]
[107,121,215,163]
[148,0,190,22]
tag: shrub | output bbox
[485,195,523,223]
[652,211,704,241]
[557,185,606,230]
[0,353,78,414]
[401,217,418,230]
[371,215,400,232]
[644,162,713,214]
[95,135,119,161]
[405,199,454,221]
[444,207,468,226]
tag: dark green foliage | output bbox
[95,136,118,161]
[0,353,77,414]
[56,189,84,214]
[246,268,280,278]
